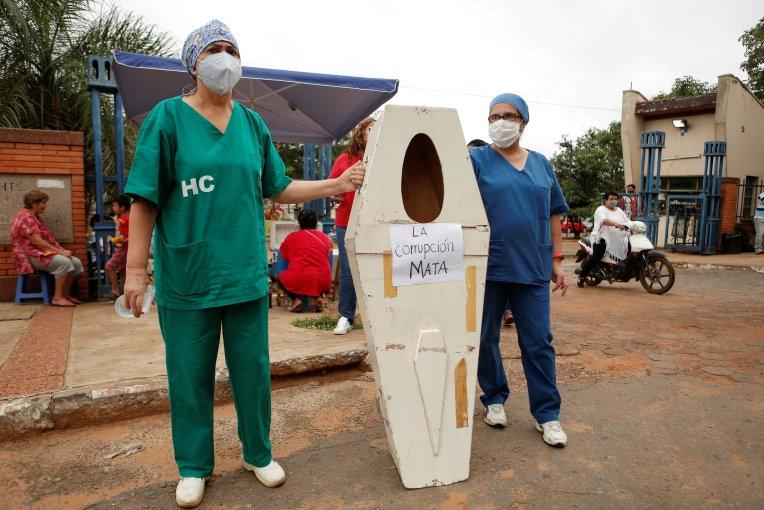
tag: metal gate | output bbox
[663,141,725,254]
[665,195,704,252]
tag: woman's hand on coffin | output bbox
[336,160,366,193]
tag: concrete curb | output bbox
[0,348,368,442]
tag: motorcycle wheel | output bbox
[640,256,675,294]
[584,276,602,286]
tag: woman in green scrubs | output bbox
[123,20,365,509]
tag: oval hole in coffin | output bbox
[401,133,444,223]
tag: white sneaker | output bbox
[483,404,507,428]
[242,458,286,488]
[333,316,352,335]
[535,420,568,446]
[175,477,207,508]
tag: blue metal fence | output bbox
[638,131,664,246]
[87,55,124,298]
[303,144,335,234]
[699,141,725,254]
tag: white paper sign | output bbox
[36,179,65,189]
[389,223,464,287]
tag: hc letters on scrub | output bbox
[181,175,216,197]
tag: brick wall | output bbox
[0,128,88,301]
[719,177,740,249]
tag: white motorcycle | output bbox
[574,221,675,294]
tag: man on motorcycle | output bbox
[577,191,629,288]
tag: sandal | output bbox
[288,298,304,313]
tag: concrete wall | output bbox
[621,90,647,188]
[642,114,714,177]
[0,128,88,301]
[715,74,764,182]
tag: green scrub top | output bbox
[125,96,292,310]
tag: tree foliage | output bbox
[551,121,624,218]
[274,135,350,180]
[653,75,716,100]
[739,16,764,100]
[0,0,175,213]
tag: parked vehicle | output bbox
[561,216,588,236]
[574,221,675,294]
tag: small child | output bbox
[105,194,131,299]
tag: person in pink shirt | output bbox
[10,190,84,306]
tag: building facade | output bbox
[621,74,764,248]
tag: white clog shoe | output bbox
[175,477,207,508]
[242,458,286,487]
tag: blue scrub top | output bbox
[469,146,568,286]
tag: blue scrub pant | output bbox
[478,280,561,423]
[335,226,357,322]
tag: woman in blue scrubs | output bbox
[469,93,570,446]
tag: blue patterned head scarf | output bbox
[181,19,239,75]
[490,93,530,124]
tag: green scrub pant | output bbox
[158,297,272,478]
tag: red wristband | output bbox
[553,252,564,261]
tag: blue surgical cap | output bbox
[181,19,239,75]
[490,93,529,124]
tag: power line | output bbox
[399,85,621,112]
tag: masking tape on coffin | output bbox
[454,358,469,428]
[466,266,477,332]
[383,250,398,298]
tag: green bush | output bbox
[291,315,363,331]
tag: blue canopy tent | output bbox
[112,51,398,144]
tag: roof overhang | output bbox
[635,93,716,119]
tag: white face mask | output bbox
[489,119,522,148]
[607,199,618,208]
[196,52,242,95]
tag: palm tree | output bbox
[0,0,175,210]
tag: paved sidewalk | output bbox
[0,301,366,438]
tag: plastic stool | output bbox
[15,272,52,305]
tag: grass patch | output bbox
[291,315,363,331]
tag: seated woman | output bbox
[10,190,85,306]
[278,209,333,312]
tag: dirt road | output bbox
[1,268,761,509]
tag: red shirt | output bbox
[10,209,60,274]
[117,213,130,239]
[278,229,333,296]
[328,152,362,228]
